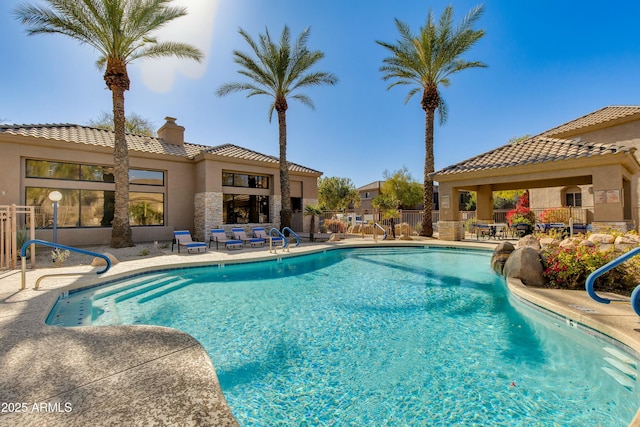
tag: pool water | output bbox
[48,247,640,426]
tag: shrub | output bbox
[541,244,629,293]
[539,208,569,223]
[323,218,347,233]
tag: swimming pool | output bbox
[48,246,640,426]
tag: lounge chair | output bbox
[231,227,265,248]
[254,227,285,250]
[172,230,207,254]
[209,229,243,250]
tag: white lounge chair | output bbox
[209,229,243,250]
[172,230,207,253]
[253,227,284,248]
[232,227,265,248]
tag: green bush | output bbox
[541,244,631,294]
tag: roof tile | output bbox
[0,123,320,174]
[434,136,634,176]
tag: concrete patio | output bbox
[1,238,640,426]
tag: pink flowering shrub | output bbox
[540,243,637,294]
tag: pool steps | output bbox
[602,346,638,390]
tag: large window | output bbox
[222,172,269,189]
[26,159,162,185]
[223,194,269,224]
[26,187,164,227]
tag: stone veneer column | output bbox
[437,221,464,241]
[272,195,282,229]
[194,192,223,241]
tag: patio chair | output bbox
[514,223,529,238]
[172,230,207,254]
[232,227,265,248]
[209,229,243,250]
[473,223,491,240]
[254,227,285,247]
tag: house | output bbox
[0,117,321,246]
[529,106,640,223]
[432,106,640,240]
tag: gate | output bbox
[1,205,36,270]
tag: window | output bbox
[26,187,163,227]
[26,160,163,185]
[223,194,269,224]
[26,160,80,180]
[129,169,164,186]
[565,191,582,207]
[222,172,270,189]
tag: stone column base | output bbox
[437,221,465,241]
[590,221,635,233]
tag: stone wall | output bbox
[437,220,465,241]
[194,192,222,241]
[591,221,635,233]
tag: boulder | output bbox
[588,233,615,244]
[516,234,541,251]
[491,241,515,275]
[615,234,640,245]
[503,247,545,287]
[559,237,582,249]
[539,237,560,250]
[578,239,596,248]
[91,252,120,267]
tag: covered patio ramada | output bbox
[433,136,640,241]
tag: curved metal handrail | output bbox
[281,227,301,247]
[21,239,112,290]
[268,228,288,253]
[585,246,640,315]
[374,223,387,240]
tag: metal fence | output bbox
[312,207,592,238]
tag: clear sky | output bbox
[2,0,640,188]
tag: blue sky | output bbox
[2,1,640,188]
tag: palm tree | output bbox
[217,26,337,230]
[304,204,323,242]
[377,5,486,237]
[15,0,203,247]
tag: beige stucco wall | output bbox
[535,121,640,228]
[1,132,320,247]
[1,135,194,245]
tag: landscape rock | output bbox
[615,234,640,245]
[539,237,560,250]
[503,247,545,287]
[491,241,515,275]
[516,234,541,250]
[91,252,120,266]
[589,233,615,244]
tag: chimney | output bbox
[157,116,184,145]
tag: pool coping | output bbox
[1,237,639,426]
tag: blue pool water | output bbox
[48,247,640,426]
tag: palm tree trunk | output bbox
[277,108,292,230]
[109,85,133,248]
[421,108,435,237]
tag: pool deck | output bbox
[1,237,640,426]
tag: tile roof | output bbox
[357,181,383,191]
[203,143,321,174]
[434,136,634,176]
[541,105,640,137]
[0,123,320,174]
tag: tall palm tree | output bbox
[15,0,203,247]
[217,26,337,230]
[377,5,486,237]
